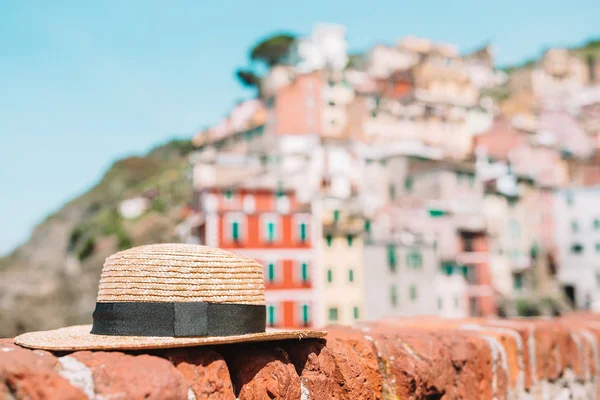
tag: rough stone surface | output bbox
[286,329,381,400]
[0,345,85,400]
[4,315,600,399]
[228,346,300,400]
[70,351,190,400]
[164,348,235,400]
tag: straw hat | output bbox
[15,243,325,351]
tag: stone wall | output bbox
[2,314,600,399]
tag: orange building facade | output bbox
[194,187,316,329]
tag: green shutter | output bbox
[353,307,359,320]
[301,262,308,282]
[268,263,275,282]
[389,184,396,199]
[387,245,396,271]
[410,285,417,301]
[268,222,275,242]
[514,274,523,290]
[268,305,276,326]
[333,210,340,222]
[326,235,333,247]
[443,263,454,276]
[302,304,309,325]
[347,235,353,247]
[349,269,354,282]
[327,269,333,283]
[428,209,446,217]
[404,177,413,191]
[328,308,338,321]
[300,223,307,241]
[407,251,422,268]
[364,220,371,233]
[391,285,398,306]
[232,221,239,241]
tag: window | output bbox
[387,244,397,272]
[457,172,464,185]
[267,262,276,283]
[443,263,454,276]
[438,297,443,310]
[353,306,360,320]
[409,285,417,301]
[262,215,279,243]
[571,243,584,254]
[467,173,475,187]
[224,189,234,201]
[300,262,309,283]
[232,220,240,242]
[514,273,524,290]
[404,177,413,192]
[297,219,309,243]
[596,243,600,253]
[327,269,333,283]
[389,184,396,200]
[328,307,339,322]
[391,285,398,307]
[226,214,245,243]
[326,235,333,247]
[595,219,600,231]
[348,269,354,283]
[454,297,460,309]
[572,220,579,233]
[347,235,354,247]
[407,251,422,268]
[566,191,574,206]
[301,304,310,326]
[267,305,276,327]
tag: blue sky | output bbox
[0,0,599,255]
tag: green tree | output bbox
[235,32,296,94]
[250,34,296,67]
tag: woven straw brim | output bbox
[14,325,326,351]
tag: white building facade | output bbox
[554,186,600,308]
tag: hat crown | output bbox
[97,243,265,304]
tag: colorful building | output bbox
[554,186,600,309]
[320,207,365,325]
[192,185,316,329]
[363,208,444,319]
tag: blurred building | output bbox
[183,26,600,320]
[364,212,442,319]
[554,186,600,309]
[320,207,365,325]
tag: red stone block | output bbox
[286,329,382,400]
[0,345,85,400]
[228,347,300,400]
[164,348,235,400]
[70,351,189,400]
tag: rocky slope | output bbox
[0,140,194,337]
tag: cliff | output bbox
[0,140,194,337]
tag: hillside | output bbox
[0,139,194,337]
